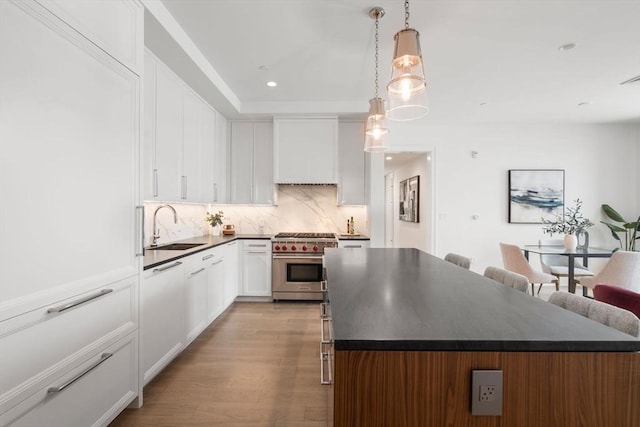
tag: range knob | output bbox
[282,245,287,251]
[291,245,297,251]
[302,245,308,251]
[274,245,281,251]
[312,245,319,252]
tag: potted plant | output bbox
[205,210,224,236]
[601,204,639,251]
[542,199,594,250]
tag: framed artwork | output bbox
[399,175,420,223]
[508,169,564,223]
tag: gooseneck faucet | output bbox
[151,204,178,247]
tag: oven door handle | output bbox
[272,255,323,260]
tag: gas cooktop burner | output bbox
[274,232,336,239]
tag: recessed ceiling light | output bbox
[578,101,591,106]
[386,156,392,160]
[558,43,577,51]
[266,81,277,87]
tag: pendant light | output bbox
[364,7,389,153]
[387,0,428,121]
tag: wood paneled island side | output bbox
[323,248,640,427]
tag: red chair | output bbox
[593,284,640,318]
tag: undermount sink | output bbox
[148,243,206,251]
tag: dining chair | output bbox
[444,253,471,270]
[499,242,558,296]
[594,284,640,318]
[483,266,529,294]
[576,251,640,296]
[537,238,594,287]
[548,291,640,337]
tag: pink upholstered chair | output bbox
[577,251,640,295]
[593,284,640,319]
[500,242,558,296]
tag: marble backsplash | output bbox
[144,185,367,246]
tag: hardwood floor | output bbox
[111,302,327,427]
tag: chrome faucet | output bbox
[151,204,178,247]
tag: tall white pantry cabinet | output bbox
[0,1,143,426]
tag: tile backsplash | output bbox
[144,185,366,246]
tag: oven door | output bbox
[272,254,324,295]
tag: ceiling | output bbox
[146,0,640,124]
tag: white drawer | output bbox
[0,277,137,408]
[2,333,138,427]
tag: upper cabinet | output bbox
[337,121,367,205]
[273,117,338,184]
[229,121,274,204]
[143,50,227,204]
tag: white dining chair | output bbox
[577,251,640,295]
[484,266,529,294]
[538,238,594,288]
[500,242,559,296]
[444,253,471,270]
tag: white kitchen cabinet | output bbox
[154,56,183,201]
[338,239,371,249]
[223,241,240,307]
[240,240,272,297]
[214,111,229,203]
[201,105,217,203]
[182,87,203,202]
[183,253,208,344]
[204,248,225,322]
[338,121,367,205]
[141,261,184,386]
[229,121,274,204]
[274,117,338,184]
[0,0,142,423]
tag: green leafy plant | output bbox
[542,199,594,236]
[601,204,639,251]
[205,210,224,227]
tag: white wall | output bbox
[372,122,640,273]
[390,155,431,252]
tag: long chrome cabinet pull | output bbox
[248,244,267,248]
[47,353,113,393]
[153,169,158,197]
[247,251,266,254]
[213,183,218,202]
[202,254,214,261]
[152,261,182,273]
[190,267,206,276]
[47,289,113,314]
[344,245,362,248]
[135,205,144,257]
[211,259,224,266]
[181,176,187,200]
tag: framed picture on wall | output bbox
[399,175,420,223]
[508,169,564,223]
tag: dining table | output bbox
[522,245,615,294]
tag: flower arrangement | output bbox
[542,199,593,236]
[205,210,224,227]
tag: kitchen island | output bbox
[323,248,640,426]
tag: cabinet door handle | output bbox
[135,205,144,257]
[47,289,113,314]
[248,244,267,248]
[190,267,206,276]
[211,259,224,266]
[344,245,362,248]
[247,251,266,254]
[153,169,158,197]
[181,176,187,200]
[228,242,237,246]
[213,183,218,202]
[152,261,182,273]
[48,352,113,394]
[202,254,214,261]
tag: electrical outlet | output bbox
[471,370,503,416]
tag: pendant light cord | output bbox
[404,0,410,29]
[375,14,379,98]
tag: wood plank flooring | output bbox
[111,302,327,427]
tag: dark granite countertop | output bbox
[144,234,272,270]
[324,248,640,352]
[337,234,370,240]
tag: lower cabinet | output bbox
[223,241,239,306]
[337,239,370,249]
[141,260,184,386]
[205,249,225,323]
[3,333,138,427]
[183,255,209,345]
[240,240,272,296]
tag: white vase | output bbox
[564,234,577,251]
[211,225,221,237]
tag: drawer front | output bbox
[0,277,137,405]
[2,333,137,427]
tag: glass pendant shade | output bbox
[365,97,389,140]
[387,28,428,121]
[364,132,387,153]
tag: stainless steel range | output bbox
[272,232,337,301]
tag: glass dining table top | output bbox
[522,245,615,256]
